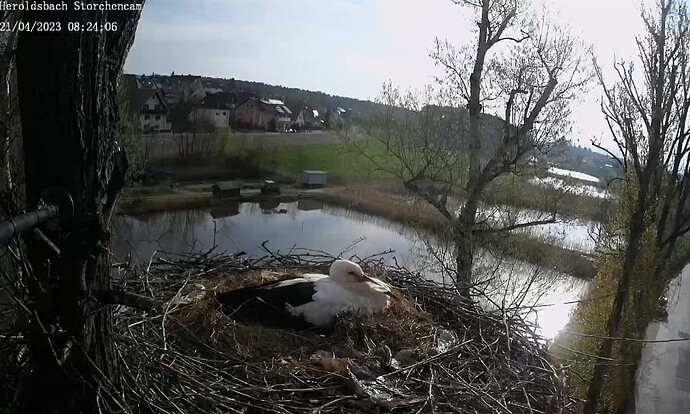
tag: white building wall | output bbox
[140,114,171,132]
[195,108,230,128]
[144,95,163,111]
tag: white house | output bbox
[123,75,171,133]
[138,90,171,132]
[289,105,306,127]
[269,99,293,131]
[191,93,234,128]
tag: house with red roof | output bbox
[234,97,292,132]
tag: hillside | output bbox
[231,78,383,116]
[545,144,622,184]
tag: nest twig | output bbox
[97,247,573,414]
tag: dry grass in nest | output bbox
[105,250,573,414]
[168,271,434,365]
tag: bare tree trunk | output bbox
[585,3,670,410]
[583,197,647,414]
[16,3,144,413]
[451,0,491,295]
[0,66,14,199]
[455,195,480,295]
[0,9,19,204]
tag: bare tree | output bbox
[584,0,690,412]
[0,6,20,211]
[173,115,217,161]
[353,0,589,296]
[15,2,146,412]
[117,78,151,184]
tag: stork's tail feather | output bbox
[215,286,264,309]
[215,287,314,329]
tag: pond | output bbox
[112,200,587,339]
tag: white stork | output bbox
[216,259,398,329]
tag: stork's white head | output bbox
[329,259,400,302]
[329,259,366,284]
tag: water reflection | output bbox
[448,197,601,253]
[402,230,588,339]
[297,199,325,211]
[258,198,281,212]
[209,200,240,219]
[531,176,610,199]
[479,204,601,253]
[112,202,587,338]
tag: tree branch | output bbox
[474,216,557,234]
[404,179,455,222]
[91,289,163,315]
[591,139,624,168]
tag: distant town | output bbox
[121,73,361,135]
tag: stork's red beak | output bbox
[361,274,400,301]
[360,274,378,284]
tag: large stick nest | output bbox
[110,249,572,414]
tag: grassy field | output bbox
[247,140,400,184]
[259,142,610,222]
[150,139,611,221]
[116,190,213,215]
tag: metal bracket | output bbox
[40,187,74,232]
[0,187,74,246]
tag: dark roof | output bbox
[235,91,256,102]
[235,96,258,109]
[122,75,168,114]
[144,90,168,114]
[137,78,153,88]
[287,105,306,121]
[198,92,234,110]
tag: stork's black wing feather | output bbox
[215,279,319,329]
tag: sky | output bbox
[125,0,660,151]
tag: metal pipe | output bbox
[0,204,60,246]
